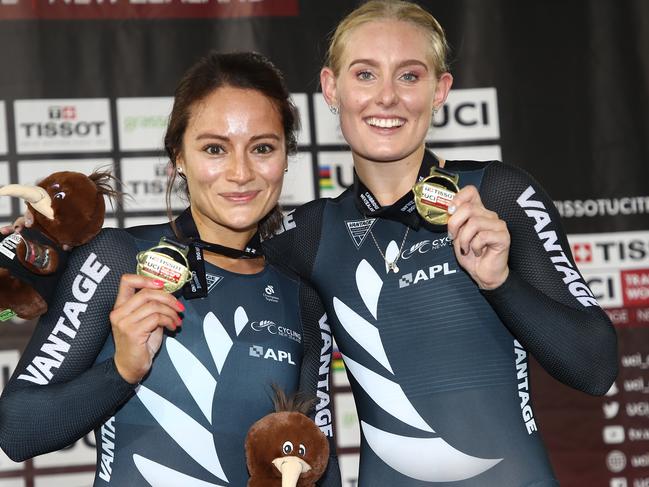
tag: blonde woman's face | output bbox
[322,20,451,164]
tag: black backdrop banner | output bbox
[0,1,648,486]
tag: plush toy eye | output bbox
[282,441,293,455]
[54,192,66,200]
[298,444,306,456]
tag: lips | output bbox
[220,191,260,203]
[365,116,406,128]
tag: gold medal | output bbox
[412,167,460,225]
[136,238,191,293]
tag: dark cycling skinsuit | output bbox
[0,210,340,487]
[263,151,617,487]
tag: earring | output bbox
[432,106,439,116]
[284,167,289,173]
[329,105,339,115]
[177,166,183,174]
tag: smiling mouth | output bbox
[220,191,260,203]
[365,117,406,129]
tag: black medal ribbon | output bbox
[172,208,263,299]
[352,150,445,230]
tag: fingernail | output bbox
[460,247,467,256]
[176,301,185,312]
[448,205,456,215]
[447,231,454,240]
[152,279,165,287]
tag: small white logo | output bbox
[604,401,620,419]
[606,450,627,473]
[610,478,627,487]
[205,273,223,293]
[345,218,376,249]
[250,320,301,343]
[603,426,625,444]
[399,262,457,288]
[263,284,279,303]
[249,345,296,365]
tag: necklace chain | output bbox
[367,224,409,273]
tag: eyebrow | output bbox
[348,58,429,71]
[194,133,281,142]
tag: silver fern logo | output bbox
[132,307,250,485]
[332,243,502,482]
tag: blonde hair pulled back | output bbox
[325,0,449,77]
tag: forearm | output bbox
[0,358,135,462]
[481,270,618,395]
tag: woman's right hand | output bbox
[110,274,185,384]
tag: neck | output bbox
[354,145,426,207]
[190,208,264,274]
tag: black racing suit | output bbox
[0,210,341,486]
[263,151,618,487]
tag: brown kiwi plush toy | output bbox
[0,171,114,320]
[245,387,330,487]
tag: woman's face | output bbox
[177,86,287,236]
[321,20,452,164]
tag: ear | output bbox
[320,67,338,108]
[433,72,453,109]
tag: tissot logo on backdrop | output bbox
[120,157,185,211]
[14,99,112,153]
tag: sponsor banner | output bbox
[338,454,360,487]
[622,270,649,308]
[0,350,19,394]
[120,156,184,211]
[0,161,10,216]
[280,152,314,206]
[14,99,112,154]
[0,0,298,20]
[607,308,649,327]
[568,231,649,271]
[313,95,345,146]
[290,93,310,146]
[426,88,500,143]
[123,215,172,227]
[0,350,24,475]
[0,479,24,487]
[33,434,96,469]
[0,101,7,155]
[33,472,94,487]
[17,158,115,211]
[582,269,624,309]
[555,196,649,220]
[317,151,353,199]
[116,97,172,151]
[431,144,502,162]
[334,392,361,448]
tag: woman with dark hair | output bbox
[0,51,340,487]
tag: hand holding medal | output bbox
[446,185,511,290]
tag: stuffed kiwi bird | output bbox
[0,171,113,320]
[246,388,330,487]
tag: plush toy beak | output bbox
[272,456,312,487]
[0,184,54,220]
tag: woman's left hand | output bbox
[447,185,510,290]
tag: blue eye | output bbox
[400,72,419,82]
[357,70,374,81]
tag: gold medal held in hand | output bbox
[136,238,191,293]
[412,167,460,225]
